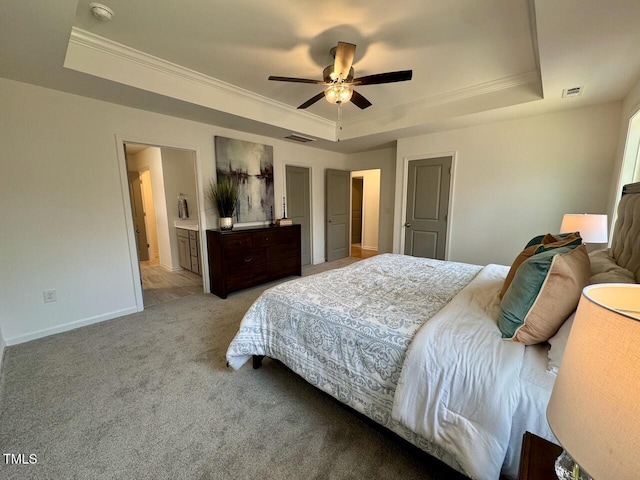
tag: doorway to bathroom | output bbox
[350,169,380,259]
[124,143,203,308]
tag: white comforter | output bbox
[226,254,483,472]
[392,264,525,480]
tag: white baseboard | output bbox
[362,245,378,251]
[4,307,139,346]
[0,335,5,373]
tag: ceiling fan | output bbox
[268,41,413,110]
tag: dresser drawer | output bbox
[225,248,267,268]
[207,225,301,299]
[226,264,268,290]
[223,232,253,249]
[253,230,278,247]
[177,228,189,238]
[277,227,300,245]
[267,255,300,277]
[268,244,300,262]
[189,230,197,241]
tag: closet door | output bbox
[325,169,350,262]
[285,165,312,266]
[404,156,451,260]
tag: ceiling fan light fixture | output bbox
[324,83,353,104]
[268,41,411,111]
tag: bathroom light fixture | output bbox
[89,3,115,21]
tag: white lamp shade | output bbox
[560,214,608,243]
[547,284,640,480]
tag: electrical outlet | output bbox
[43,289,57,303]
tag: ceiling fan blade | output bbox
[268,76,324,84]
[333,42,356,81]
[353,70,413,85]
[297,91,326,109]
[350,90,372,110]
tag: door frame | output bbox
[284,163,314,265]
[399,151,456,260]
[115,133,206,312]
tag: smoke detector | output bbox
[89,3,115,21]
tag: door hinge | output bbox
[444,214,448,222]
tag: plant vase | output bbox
[206,175,239,232]
[219,217,233,231]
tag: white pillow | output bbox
[547,312,575,375]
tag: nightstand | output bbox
[518,432,563,480]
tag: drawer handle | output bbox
[244,257,252,263]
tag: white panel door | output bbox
[325,169,350,262]
[404,157,451,260]
[286,165,311,266]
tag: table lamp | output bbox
[559,214,608,243]
[546,283,640,480]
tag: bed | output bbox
[226,182,640,480]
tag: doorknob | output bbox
[136,229,140,234]
[404,223,411,227]
[328,220,332,223]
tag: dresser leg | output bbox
[252,355,264,369]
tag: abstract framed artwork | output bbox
[214,136,274,223]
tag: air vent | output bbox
[284,133,316,143]
[562,86,584,98]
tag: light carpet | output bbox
[0,259,467,480]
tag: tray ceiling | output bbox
[1,1,639,152]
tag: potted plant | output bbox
[206,175,239,230]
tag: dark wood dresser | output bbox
[206,224,301,298]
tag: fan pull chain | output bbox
[337,103,343,142]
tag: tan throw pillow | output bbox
[499,232,582,299]
[498,244,591,345]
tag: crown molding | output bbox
[343,71,541,127]
[66,28,336,140]
[66,28,541,144]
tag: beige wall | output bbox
[395,102,622,266]
[0,78,347,344]
[0,75,628,345]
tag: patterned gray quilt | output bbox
[226,254,481,468]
